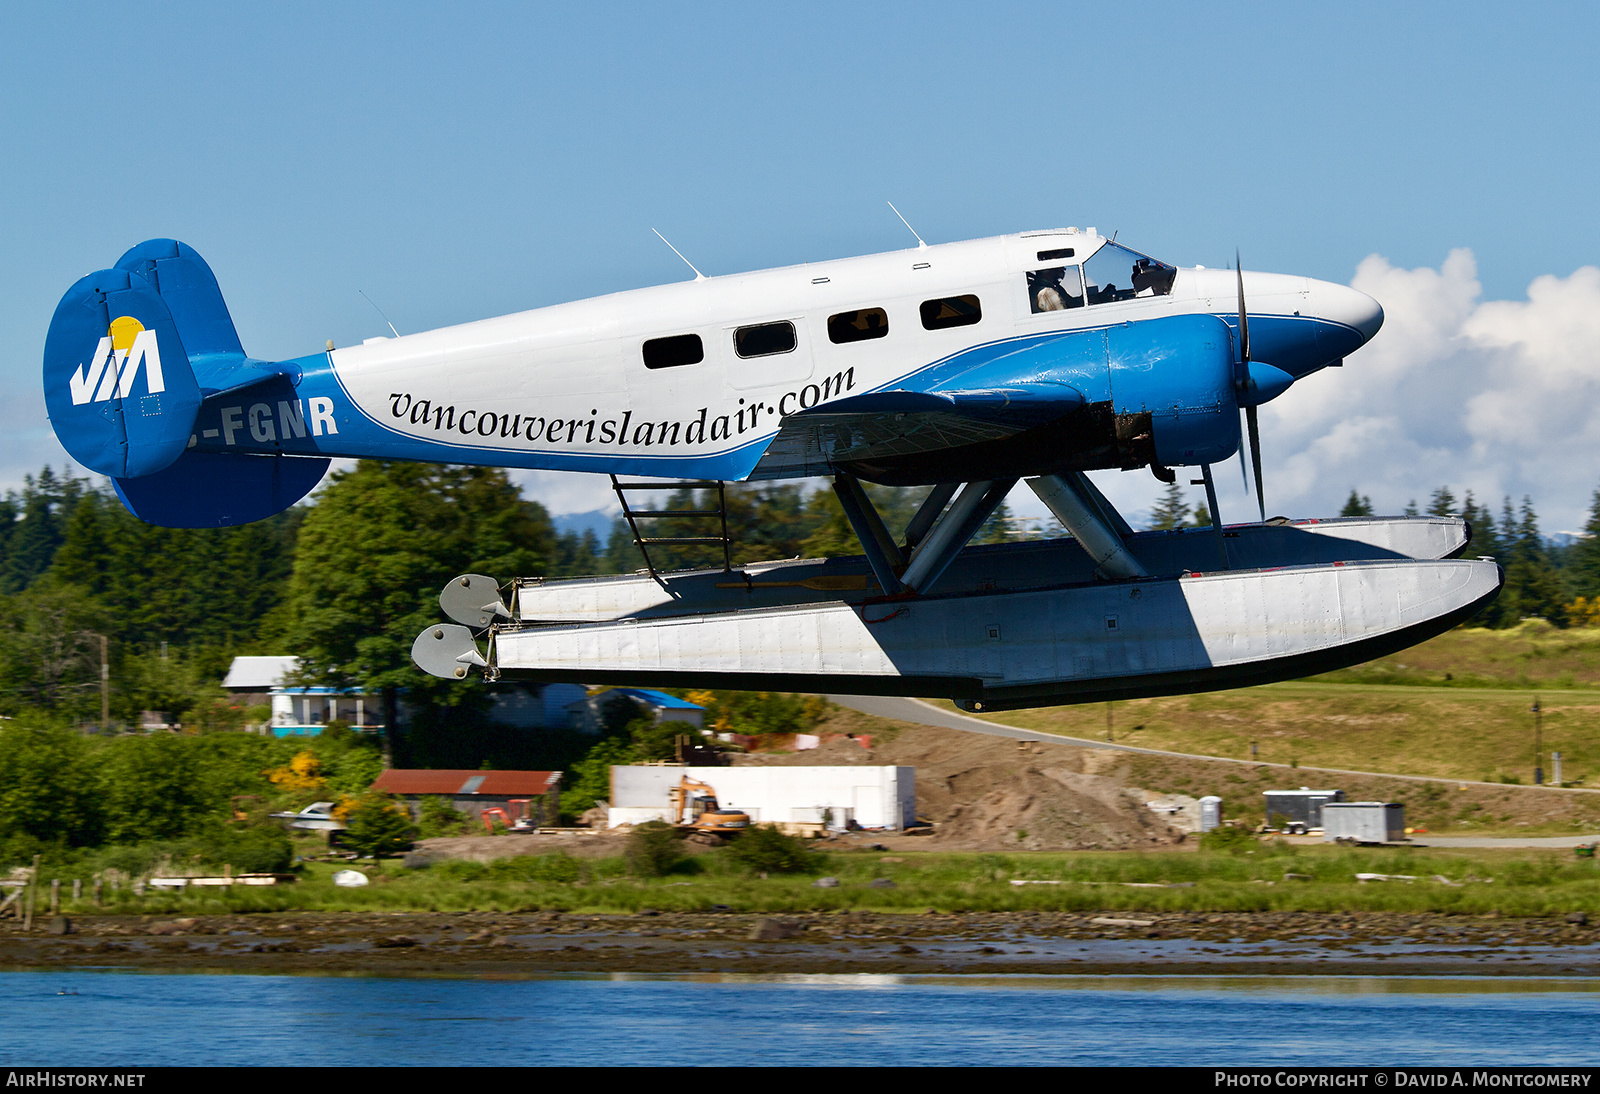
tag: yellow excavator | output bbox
[669,776,750,835]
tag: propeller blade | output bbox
[1237,251,1263,520]
[1235,249,1250,367]
[1237,410,1250,491]
[1246,404,1265,522]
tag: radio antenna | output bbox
[357,290,401,338]
[887,201,927,249]
[652,229,706,281]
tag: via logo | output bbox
[70,315,167,406]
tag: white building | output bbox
[608,765,915,831]
[221,656,585,737]
[220,656,368,737]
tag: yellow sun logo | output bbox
[109,315,145,353]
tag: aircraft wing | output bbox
[748,385,1082,479]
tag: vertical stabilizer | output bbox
[43,267,202,478]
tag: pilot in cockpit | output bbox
[1132,258,1163,296]
[1027,266,1084,313]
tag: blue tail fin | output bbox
[46,240,328,526]
[112,239,280,395]
[43,267,203,478]
[114,239,245,359]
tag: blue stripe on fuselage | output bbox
[182,309,1347,480]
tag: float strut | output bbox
[1068,471,1134,538]
[1026,474,1148,580]
[900,478,1017,594]
[903,482,958,552]
[832,473,906,595]
[1197,463,1229,570]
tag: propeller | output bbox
[1235,252,1266,522]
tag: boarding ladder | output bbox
[610,477,733,578]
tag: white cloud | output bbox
[506,469,621,517]
[1263,250,1600,531]
[1035,250,1600,534]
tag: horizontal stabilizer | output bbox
[112,449,329,528]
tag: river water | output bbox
[4,971,1599,1067]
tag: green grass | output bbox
[51,846,1600,918]
[942,678,1600,788]
[1309,622,1600,690]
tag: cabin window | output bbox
[642,333,704,369]
[828,307,889,344]
[920,295,982,330]
[734,321,797,358]
[1027,266,1085,313]
[1036,247,1075,261]
[1083,242,1177,305]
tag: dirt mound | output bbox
[732,723,1185,851]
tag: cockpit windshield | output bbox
[1082,242,1176,304]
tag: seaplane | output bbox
[42,226,1502,711]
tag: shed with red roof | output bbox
[371,769,562,825]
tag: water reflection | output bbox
[4,970,1597,1067]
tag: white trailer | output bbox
[1322,802,1406,845]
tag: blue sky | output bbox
[5,2,1599,530]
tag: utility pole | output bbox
[1531,697,1544,786]
[1105,701,1113,743]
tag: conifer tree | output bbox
[603,519,641,574]
[1458,491,1499,558]
[1567,488,1600,600]
[1340,490,1373,517]
[1447,490,1508,627]
[0,468,88,594]
[1147,483,1190,530]
[1505,496,1566,624]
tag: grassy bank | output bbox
[35,846,1600,919]
[1313,622,1600,690]
[946,675,1600,790]
[941,624,1600,781]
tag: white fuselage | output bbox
[313,229,1378,481]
